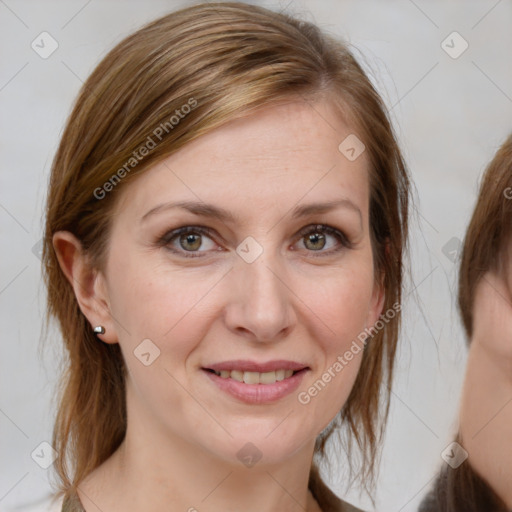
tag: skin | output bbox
[459,265,512,507]
[53,98,384,512]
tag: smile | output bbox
[209,369,296,384]
[202,361,309,404]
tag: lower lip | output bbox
[203,369,308,404]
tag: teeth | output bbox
[213,369,296,384]
[243,371,260,384]
[230,370,244,382]
[260,371,278,384]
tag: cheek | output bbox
[292,261,375,414]
[304,263,374,348]
[108,241,375,360]
[105,251,227,382]
[300,268,373,392]
[106,247,210,334]
[325,279,371,330]
[106,260,218,417]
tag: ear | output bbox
[52,231,118,344]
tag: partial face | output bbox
[99,99,384,466]
[471,258,512,373]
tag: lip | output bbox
[202,364,309,405]
[204,359,308,373]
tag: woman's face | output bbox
[98,99,384,466]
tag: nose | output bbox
[223,251,297,343]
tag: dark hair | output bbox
[418,437,509,511]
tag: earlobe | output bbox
[52,231,118,344]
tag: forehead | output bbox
[113,99,370,223]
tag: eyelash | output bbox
[156,224,353,259]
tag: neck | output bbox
[77,379,320,512]
[459,338,512,508]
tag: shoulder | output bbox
[4,494,64,512]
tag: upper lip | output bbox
[204,360,309,373]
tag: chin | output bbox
[197,422,316,469]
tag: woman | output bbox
[41,2,409,511]
[419,135,512,511]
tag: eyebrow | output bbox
[140,198,362,225]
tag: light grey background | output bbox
[1,1,511,511]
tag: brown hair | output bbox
[42,1,409,502]
[420,136,512,512]
[458,134,512,338]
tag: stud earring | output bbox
[93,325,105,335]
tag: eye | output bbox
[294,224,352,256]
[156,223,353,259]
[157,226,220,257]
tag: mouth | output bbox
[201,360,310,404]
[203,368,305,384]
